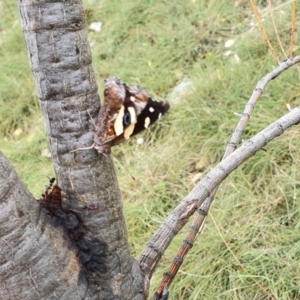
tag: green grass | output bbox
[1,0,300,299]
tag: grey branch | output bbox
[140,106,300,276]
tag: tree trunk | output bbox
[0,1,145,299]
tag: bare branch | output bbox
[224,56,300,158]
[147,56,300,290]
[141,105,300,277]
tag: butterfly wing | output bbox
[93,77,125,152]
[93,77,170,155]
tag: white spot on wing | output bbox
[114,105,125,136]
[130,96,136,102]
[144,117,151,128]
[149,107,155,113]
[158,113,162,119]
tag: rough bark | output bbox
[0,1,145,299]
[0,151,84,299]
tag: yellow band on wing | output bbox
[124,123,135,139]
[114,105,125,136]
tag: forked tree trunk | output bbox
[0,1,145,299]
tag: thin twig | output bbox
[249,0,280,64]
[268,0,287,58]
[149,56,300,299]
[290,0,296,57]
[153,209,207,299]
[150,105,300,300]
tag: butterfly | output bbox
[72,77,170,156]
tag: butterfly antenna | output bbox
[113,156,136,181]
[87,110,96,128]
